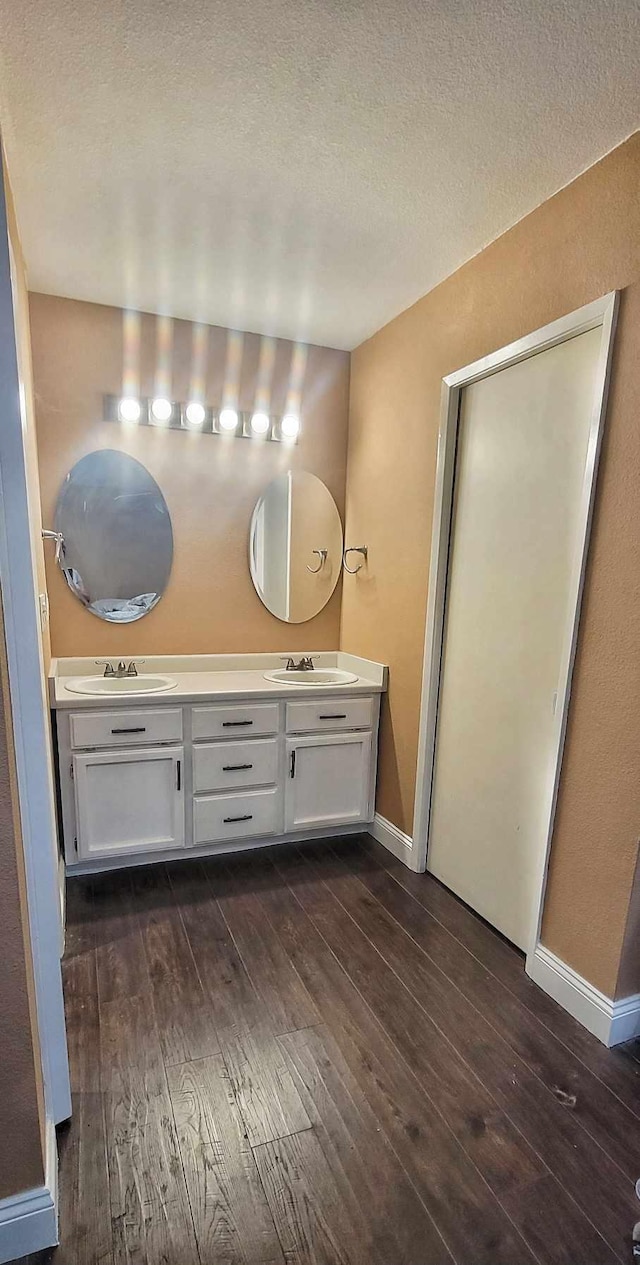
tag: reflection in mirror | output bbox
[250,470,343,623]
[54,449,173,623]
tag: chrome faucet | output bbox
[282,656,315,672]
[95,660,144,678]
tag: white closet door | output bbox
[427,328,602,950]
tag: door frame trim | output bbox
[0,167,71,1126]
[412,292,619,964]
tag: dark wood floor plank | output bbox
[255,1129,379,1265]
[272,845,547,1195]
[93,871,201,1265]
[211,852,321,1034]
[280,1024,455,1264]
[129,865,220,1065]
[256,861,542,1264]
[104,1086,201,1265]
[55,1098,114,1265]
[337,838,640,1183]
[501,1174,620,1265]
[360,836,640,1116]
[304,842,636,1259]
[167,1056,285,1265]
[168,859,312,1147]
[62,948,101,1094]
[91,869,149,1006]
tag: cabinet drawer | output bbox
[193,788,280,844]
[193,739,278,793]
[285,696,373,734]
[192,702,279,741]
[70,707,183,750]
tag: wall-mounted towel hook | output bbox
[306,548,328,574]
[42,529,65,565]
[343,545,368,574]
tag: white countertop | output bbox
[50,651,387,708]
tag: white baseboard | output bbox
[527,943,640,1047]
[0,1116,57,1263]
[370,813,415,869]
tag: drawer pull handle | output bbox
[222,720,254,727]
[318,714,347,720]
[223,814,253,823]
[176,759,181,791]
[111,726,147,734]
[222,763,254,771]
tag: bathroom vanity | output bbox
[50,653,387,873]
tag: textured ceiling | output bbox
[0,0,638,350]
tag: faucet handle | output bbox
[302,656,315,670]
[126,660,145,676]
[95,660,115,678]
[279,656,296,671]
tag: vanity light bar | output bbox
[104,395,299,443]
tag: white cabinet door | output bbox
[73,746,184,861]
[285,731,373,832]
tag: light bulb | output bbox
[185,400,205,427]
[250,411,270,435]
[281,413,300,439]
[219,407,239,432]
[150,396,173,423]
[118,396,141,423]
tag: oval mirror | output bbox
[54,449,173,622]
[249,470,343,623]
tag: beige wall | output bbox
[30,294,350,658]
[342,133,640,997]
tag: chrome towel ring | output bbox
[306,549,328,574]
[343,545,368,574]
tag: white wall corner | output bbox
[0,1117,58,1264]
[371,813,417,870]
[527,943,640,1047]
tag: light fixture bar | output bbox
[104,396,299,442]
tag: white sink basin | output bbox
[263,668,359,686]
[65,675,177,696]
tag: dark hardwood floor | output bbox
[23,834,640,1265]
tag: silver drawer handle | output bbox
[223,814,253,823]
[222,763,253,771]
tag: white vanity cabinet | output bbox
[56,685,381,873]
[285,731,373,831]
[73,746,184,861]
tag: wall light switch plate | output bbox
[39,592,49,629]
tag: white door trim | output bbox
[412,293,618,970]
[0,164,71,1124]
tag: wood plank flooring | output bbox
[23,834,640,1265]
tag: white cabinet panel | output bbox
[285,696,373,734]
[73,746,184,860]
[285,731,372,831]
[194,788,281,844]
[192,702,279,740]
[193,738,278,793]
[70,707,182,749]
